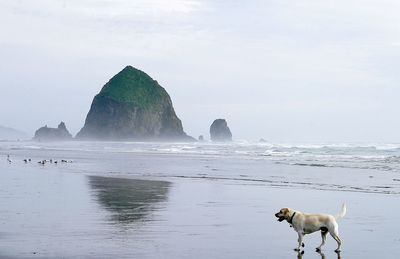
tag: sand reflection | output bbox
[297,251,341,259]
[88,176,170,224]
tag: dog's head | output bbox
[275,208,291,222]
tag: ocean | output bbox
[2,140,400,194]
[4,140,400,170]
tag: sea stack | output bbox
[76,66,193,141]
[33,122,72,141]
[210,119,232,142]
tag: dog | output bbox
[275,204,346,252]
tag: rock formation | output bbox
[76,66,193,141]
[210,119,232,142]
[33,122,72,141]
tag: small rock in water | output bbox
[210,119,232,142]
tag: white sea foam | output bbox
[2,140,400,172]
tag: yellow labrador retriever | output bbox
[274,204,346,252]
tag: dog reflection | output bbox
[297,251,341,259]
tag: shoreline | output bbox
[2,146,399,195]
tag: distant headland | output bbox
[0,125,28,141]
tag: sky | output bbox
[1,0,400,142]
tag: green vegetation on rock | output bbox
[97,66,166,108]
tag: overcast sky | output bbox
[1,0,400,142]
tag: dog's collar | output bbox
[288,212,296,224]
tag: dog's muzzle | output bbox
[275,213,285,222]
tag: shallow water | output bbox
[0,143,400,258]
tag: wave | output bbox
[2,140,400,172]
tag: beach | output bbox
[0,141,399,258]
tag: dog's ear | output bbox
[282,208,290,218]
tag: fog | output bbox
[1,0,400,142]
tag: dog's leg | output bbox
[316,229,328,251]
[297,251,304,259]
[316,251,326,259]
[329,227,342,252]
[294,233,304,251]
[331,234,342,252]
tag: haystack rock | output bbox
[76,66,193,141]
[210,119,232,142]
[34,122,72,141]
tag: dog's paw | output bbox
[302,243,305,247]
[316,248,321,252]
[294,248,300,252]
[334,249,341,253]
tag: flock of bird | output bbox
[6,155,72,165]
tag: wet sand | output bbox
[0,150,399,258]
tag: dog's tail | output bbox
[335,203,346,220]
